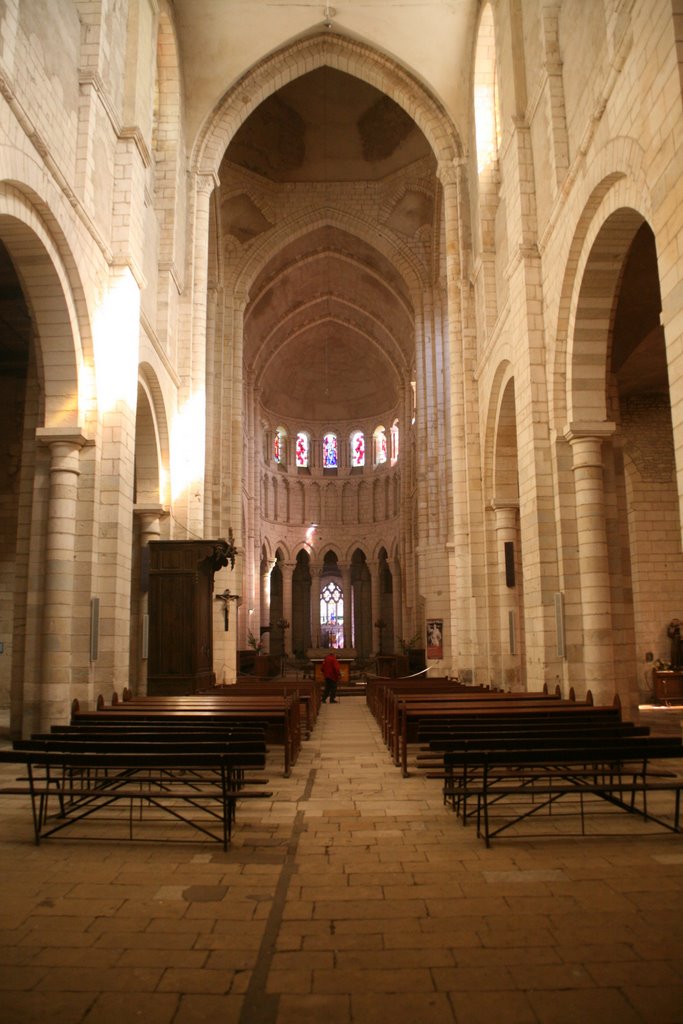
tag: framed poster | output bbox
[426,618,443,659]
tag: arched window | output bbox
[323,431,338,469]
[295,430,310,468]
[320,578,344,648]
[373,425,387,465]
[273,426,286,464]
[390,419,399,465]
[474,2,500,174]
[350,429,365,468]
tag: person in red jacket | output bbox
[321,650,342,703]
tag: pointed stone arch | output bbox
[192,31,463,181]
[237,206,428,306]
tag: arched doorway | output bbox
[0,200,89,734]
[0,239,32,725]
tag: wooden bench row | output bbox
[0,736,272,849]
[366,676,497,737]
[0,687,318,847]
[367,678,600,777]
[366,677,578,773]
[438,737,683,846]
[80,690,303,777]
[121,678,323,738]
[365,676,683,843]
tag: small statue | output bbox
[667,618,682,669]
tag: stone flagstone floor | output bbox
[0,697,682,1023]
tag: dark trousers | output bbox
[322,676,338,702]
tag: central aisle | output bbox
[236,696,469,1024]
[232,697,683,1024]
[0,697,681,1024]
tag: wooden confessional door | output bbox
[147,539,224,694]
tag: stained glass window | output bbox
[320,579,344,648]
[273,427,286,463]
[323,432,338,468]
[350,430,365,468]
[390,419,399,465]
[296,431,309,468]
[373,425,387,465]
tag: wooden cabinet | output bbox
[147,539,233,695]
[376,655,410,678]
[652,669,683,703]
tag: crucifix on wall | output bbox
[215,588,240,631]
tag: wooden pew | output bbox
[366,678,495,747]
[397,701,618,777]
[124,679,323,737]
[417,718,650,775]
[366,677,560,752]
[386,690,565,768]
[366,676,491,728]
[388,694,591,776]
[73,694,300,777]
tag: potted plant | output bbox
[398,631,426,675]
[398,632,421,655]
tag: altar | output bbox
[652,668,683,703]
[307,648,356,684]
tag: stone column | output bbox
[226,293,247,560]
[182,171,218,538]
[565,425,616,704]
[492,502,521,691]
[340,562,352,649]
[280,561,294,655]
[391,556,403,653]
[310,563,322,648]
[133,504,166,694]
[438,161,471,670]
[370,560,382,653]
[243,372,259,651]
[259,559,275,653]
[36,429,89,729]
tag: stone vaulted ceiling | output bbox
[243,224,415,421]
[220,66,436,422]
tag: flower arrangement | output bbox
[247,630,264,653]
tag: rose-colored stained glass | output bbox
[350,430,365,467]
[296,431,309,467]
[374,426,387,464]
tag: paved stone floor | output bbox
[0,698,682,1024]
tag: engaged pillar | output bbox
[36,428,89,729]
[565,424,616,704]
